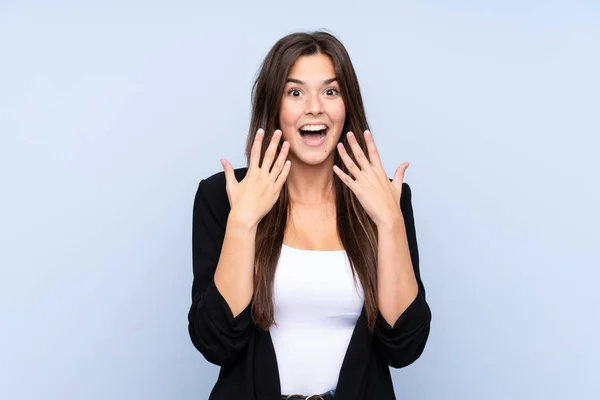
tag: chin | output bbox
[293,151,336,167]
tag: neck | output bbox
[285,160,336,206]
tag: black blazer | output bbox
[187,167,432,399]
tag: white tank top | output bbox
[269,244,365,395]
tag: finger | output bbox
[270,140,290,177]
[364,130,383,170]
[337,142,362,180]
[346,131,371,170]
[220,158,237,189]
[333,164,358,192]
[261,129,282,173]
[274,160,292,190]
[393,162,409,191]
[249,128,265,172]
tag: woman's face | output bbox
[278,54,346,167]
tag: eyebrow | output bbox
[285,77,338,85]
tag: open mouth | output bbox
[297,126,330,146]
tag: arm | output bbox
[374,182,432,368]
[187,178,257,367]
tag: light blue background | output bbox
[1,1,598,399]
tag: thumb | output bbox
[220,158,237,188]
[392,162,409,191]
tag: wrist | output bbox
[228,210,259,233]
[375,212,404,233]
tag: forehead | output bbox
[287,54,336,83]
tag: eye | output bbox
[286,88,339,97]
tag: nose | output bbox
[304,93,324,115]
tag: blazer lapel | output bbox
[254,329,282,400]
[332,305,371,400]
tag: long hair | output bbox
[245,30,380,334]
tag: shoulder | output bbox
[194,167,250,226]
[401,182,412,204]
[387,179,412,206]
[199,166,249,196]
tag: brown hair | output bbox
[245,30,380,334]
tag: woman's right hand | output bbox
[220,128,291,228]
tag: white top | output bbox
[269,244,365,395]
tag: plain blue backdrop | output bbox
[1,1,598,399]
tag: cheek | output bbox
[328,101,346,122]
[279,100,301,122]
[278,104,298,140]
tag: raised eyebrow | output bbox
[285,77,338,85]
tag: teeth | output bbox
[299,124,327,131]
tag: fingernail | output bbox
[347,132,354,138]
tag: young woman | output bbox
[188,31,432,400]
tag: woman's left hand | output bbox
[333,130,408,227]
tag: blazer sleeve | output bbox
[187,178,253,368]
[374,182,432,368]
